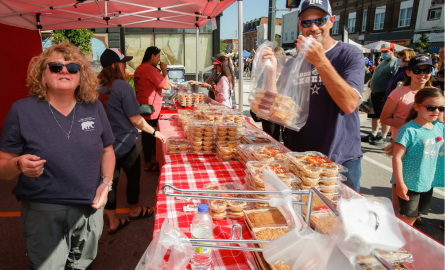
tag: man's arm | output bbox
[296,36,361,114]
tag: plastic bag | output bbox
[135,219,193,270]
[248,38,315,131]
[331,197,406,264]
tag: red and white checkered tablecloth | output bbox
[153,161,256,270]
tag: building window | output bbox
[428,8,442,20]
[399,8,412,27]
[374,6,386,30]
[332,15,340,35]
[291,31,294,41]
[348,18,356,33]
[362,10,367,32]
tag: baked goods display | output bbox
[166,138,190,154]
[223,111,244,126]
[216,141,240,161]
[206,183,248,221]
[192,93,205,106]
[246,161,295,189]
[178,92,192,107]
[188,120,215,153]
[248,144,289,162]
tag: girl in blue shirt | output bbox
[393,88,444,226]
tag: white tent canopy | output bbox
[363,40,410,52]
[0,0,235,30]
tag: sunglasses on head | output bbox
[299,16,330,28]
[411,67,433,75]
[417,104,445,112]
[47,62,80,74]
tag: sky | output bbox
[220,0,301,40]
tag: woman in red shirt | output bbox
[134,47,171,171]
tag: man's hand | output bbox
[91,183,109,210]
[18,155,46,178]
[396,183,410,201]
[155,131,167,143]
[296,35,329,67]
[262,47,278,71]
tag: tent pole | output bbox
[196,27,199,82]
[237,0,243,112]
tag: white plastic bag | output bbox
[248,38,315,131]
[135,219,193,270]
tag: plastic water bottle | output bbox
[191,204,213,270]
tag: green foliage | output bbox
[51,29,95,55]
[415,33,430,53]
[220,40,227,54]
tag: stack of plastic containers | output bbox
[248,144,289,162]
[192,93,205,106]
[249,90,298,126]
[178,93,192,107]
[223,111,244,126]
[215,141,240,161]
[190,120,215,153]
[206,183,248,221]
[285,151,348,201]
[237,144,258,167]
[178,110,193,127]
[166,138,190,154]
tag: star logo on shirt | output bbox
[311,84,320,95]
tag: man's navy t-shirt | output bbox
[98,79,142,158]
[0,96,115,205]
[280,41,365,164]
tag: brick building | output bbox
[243,17,282,51]
[222,39,239,53]
[330,0,419,46]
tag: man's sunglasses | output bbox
[417,104,445,112]
[411,67,433,75]
[47,62,81,74]
[299,16,330,28]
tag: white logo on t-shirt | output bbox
[79,117,96,132]
[81,121,95,130]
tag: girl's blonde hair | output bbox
[26,42,99,103]
[385,88,444,155]
[396,49,416,63]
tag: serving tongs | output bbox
[162,170,395,270]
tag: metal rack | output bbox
[162,184,395,270]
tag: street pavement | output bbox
[0,76,443,269]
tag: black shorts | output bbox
[367,91,385,119]
[396,186,434,218]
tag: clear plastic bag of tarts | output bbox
[248,38,315,131]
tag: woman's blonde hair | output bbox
[26,42,99,103]
[396,49,416,63]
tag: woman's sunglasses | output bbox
[299,16,330,28]
[411,67,433,75]
[417,104,445,112]
[47,62,81,74]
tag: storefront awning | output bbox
[0,0,235,31]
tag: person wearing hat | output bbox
[98,48,166,234]
[365,42,399,145]
[190,54,223,99]
[212,55,235,108]
[380,54,437,214]
[134,46,172,171]
[261,0,365,192]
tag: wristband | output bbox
[101,181,112,191]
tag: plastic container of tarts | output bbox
[217,122,238,131]
[240,134,272,144]
[166,138,189,154]
[246,160,290,179]
[319,174,346,185]
[285,152,348,178]
[249,144,288,162]
[216,141,240,155]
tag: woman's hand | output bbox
[189,80,196,85]
[396,183,410,201]
[210,82,216,90]
[155,131,166,143]
[18,155,46,178]
[91,183,109,210]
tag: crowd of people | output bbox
[0,0,443,269]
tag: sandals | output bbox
[129,206,155,220]
[144,162,159,171]
[108,219,130,235]
[144,162,151,171]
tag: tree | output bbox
[415,33,430,53]
[220,40,227,54]
[51,29,95,55]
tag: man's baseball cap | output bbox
[407,54,433,70]
[211,54,224,62]
[298,0,332,17]
[100,48,133,68]
[379,42,395,51]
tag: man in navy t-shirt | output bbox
[264,0,365,191]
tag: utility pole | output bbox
[267,0,276,43]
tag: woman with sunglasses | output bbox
[212,55,235,108]
[392,88,444,226]
[381,54,438,213]
[0,42,115,269]
[134,46,172,171]
[97,49,166,235]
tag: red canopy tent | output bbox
[0,0,245,135]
